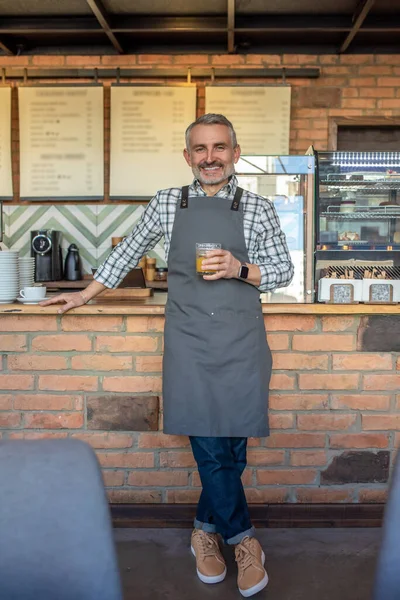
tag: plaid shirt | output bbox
[94,175,294,293]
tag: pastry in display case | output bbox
[313,150,400,303]
[236,154,315,303]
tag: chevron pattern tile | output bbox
[2,204,166,275]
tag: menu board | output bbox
[0,87,13,198]
[19,86,104,200]
[205,86,291,155]
[110,86,196,198]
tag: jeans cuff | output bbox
[226,526,256,545]
[194,518,217,534]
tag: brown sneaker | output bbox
[191,529,227,584]
[235,536,269,597]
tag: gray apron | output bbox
[163,185,272,437]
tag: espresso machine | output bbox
[31,230,63,282]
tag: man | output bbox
[42,114,293,597]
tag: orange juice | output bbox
[196,256,217,275]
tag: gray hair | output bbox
[185,113,238,149]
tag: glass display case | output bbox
[314,151,400,300]
[236,154,315,303]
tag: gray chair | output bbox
[0,439,123,600]
[373,450,400,600]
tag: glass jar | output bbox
[155,267,168,282]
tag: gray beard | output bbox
[192,163,235,186]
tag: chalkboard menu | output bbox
[0,87,13,198]
[110,85,196,198]
[19,86,104,200]
[205,86,291,154]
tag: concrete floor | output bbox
[115,528,381,600]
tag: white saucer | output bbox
[17,297,50,304]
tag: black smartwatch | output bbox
[238,262,249,280]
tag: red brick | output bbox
[272,353,328,371]
[299,373,359,390]
[32,335,91,351]
[211,55,245,65]
[8,355,67,371]
[0,412,21,428]
[159,451,196,468]
[192,470,252,487]
[166,490,201,503]
[0,395,12,409]
[0,56,30,66]
[98,452,154,468]
[359,66,393,75]
[9,432,68,440]
[138,55,173,65]
[298,414,356,431]
[269,413,294,429]
[127,471,189,486]
[0,316,57,332]
[347,77,376,86]
[13,394,80,410]
[24,412,83,429]
[283,54,318,64]
[321,316,356,332]
[378,99,400,109]
[330,433,389,449]
[363,415,400,430]
[173,55,209,64]
[126,316,164,332]
[322,66,352,75]
[377,77,400,87]
[376,55,400,65]
[32,56,65,66]
[340,55,371,64]
[247,438,262,447]
[103,376,161,393]
[319,55,339,64]
[363,374,400,391]
[102,55,137,65]
[257,469,317,485]
[38,375,97,391]
[102,471,125,487]
[0,375,34,390]
[264,315,316,331]
[296,488,352,502]
[138,433,190,448]
[266,334,289,350]
[343,99,376,110]
[266,433,326,448]
[361,88,395,98]
[61,316,122,332]
[135,356,163,372]
[0,335,27,351]
[65,56,101,66]
[71,432,133,448]
[342,89,359,98]
[96,335,158,352]
[107,490,162,503]
[290,451,327,466]
[71,354,132,370]
[358,489,388,503]
[293,334,355,352]
[269,394,328,410]
[331,394,390,411]
[334,354,392,371]
[270,374,295,390]
[247,450,285,466]
[245,55,281,65]
[244,488,288,503]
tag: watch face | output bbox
[240,265,249,279]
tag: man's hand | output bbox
[39,292,87,315]
[201,250,240,281]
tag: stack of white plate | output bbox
[19,257,35,289]
[0,251,19,304]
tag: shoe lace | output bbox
[193,530,220,558]
[235,537,264,579]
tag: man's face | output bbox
[183,124,241,186]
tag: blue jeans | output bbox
[189,436,255,545]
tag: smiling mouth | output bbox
[201,165,222,173]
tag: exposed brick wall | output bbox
[1,53,400,203]
[0,312,397,504]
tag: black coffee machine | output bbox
[31,230,63,282]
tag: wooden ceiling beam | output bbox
[227,0,235,53]
[339,0,376,53]
[86,0,124,53]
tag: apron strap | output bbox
[180,186,189,209]
[230,187,244,211]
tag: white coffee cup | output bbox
[20,286,46,300]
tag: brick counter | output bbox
[1,297,400,506]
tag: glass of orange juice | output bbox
[196,243,222,275]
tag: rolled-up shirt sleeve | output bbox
[255,200,294,293]
[94,193,163,289]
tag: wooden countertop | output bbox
[1,294,400,315]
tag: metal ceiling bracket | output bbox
[116,67,120,84]
[23,68,27,84]
[211,67,215,84]
[282,67,287,84]
[1,68,5,84]
[187,68,191,84]
[227,0,235,53]
[94,67,98,83]
[340,0,376,53]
